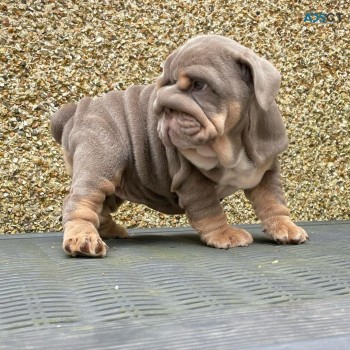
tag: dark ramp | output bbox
[1,221,350,349]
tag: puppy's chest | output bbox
[215,164,265,198]
[181,147,271,197]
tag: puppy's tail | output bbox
[50,103,77,145]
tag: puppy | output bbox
[51,35,308,257]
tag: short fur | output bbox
[51,35,308,257]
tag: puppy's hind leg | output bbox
[62,177,116,258]
[98,195,129,240]
[61,151,127,257]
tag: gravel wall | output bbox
[1,0,349,234]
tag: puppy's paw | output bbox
[263,216,309,245]
[202,227,253,249]
[63,223,108,257]
[99,221,129,240]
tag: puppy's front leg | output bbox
[245,161,309,244]
[190,211,254,249]
[178,170,253,249]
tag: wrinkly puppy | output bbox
[51,35,308,257]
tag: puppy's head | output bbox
[154,35,287,165]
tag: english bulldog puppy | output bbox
[51,35,308,257]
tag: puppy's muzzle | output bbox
[154,85,214,131]
[158,109,205,148]
[154,85,217,147]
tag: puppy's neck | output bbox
[180,129,243,168]
[179,138,273,196]
[179,134,244,171]
[179,147,219,171]
[211,135,244,168]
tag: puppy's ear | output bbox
[237,51,281,111]
[242,101,289,166]
[235,50,287,165]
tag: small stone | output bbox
[0,1,348,235]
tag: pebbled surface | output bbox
[0,221,350,349]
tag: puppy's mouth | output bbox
[157,110,205,148]
[154,85,218,148]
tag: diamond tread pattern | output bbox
[0,221,350,349]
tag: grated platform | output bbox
[0,221,350,349]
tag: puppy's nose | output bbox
[164,108,173,119]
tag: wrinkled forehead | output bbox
[167,36,245,89]
[172,38,223,71]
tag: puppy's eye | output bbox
[192,80,208,92]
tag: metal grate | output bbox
[0,221,350,349]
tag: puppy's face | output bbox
[153,35,283,168]
[154,36,252,150]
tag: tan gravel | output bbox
[1,0,349,234]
